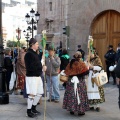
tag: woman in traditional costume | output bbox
[16,47,26,94]
[63,51,89,116]
[87,53,105,112]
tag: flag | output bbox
[88,36,94,54]
[41,30,47,49]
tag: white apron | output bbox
[87,66,101,100]
[26,76,43,95]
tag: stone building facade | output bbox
[37,0,67,49]
[37,0,120,61]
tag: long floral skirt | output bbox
[88,86,105,105]
[17,74,25,90]
[63,78,89,113]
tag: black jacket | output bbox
[77,49,85,60]
[114,59,120,78]
[115,49,120,62]
[4,56,13,72]
[104,49,116,65]
[60,54,70,71]
[24,49,42,77]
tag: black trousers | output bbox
[106,65,116,83]
[117,82,120,109]
[6,71,12,91]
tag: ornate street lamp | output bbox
[23,30,30,48]
[25,8,40,38]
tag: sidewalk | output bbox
[0,82,120,120]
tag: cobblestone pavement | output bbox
[0,79,120,120]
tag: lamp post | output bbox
[25,8,40,38]
[23,30,30,48]
[0,0,9,104]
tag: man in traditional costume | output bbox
[87,53,105,112]
[24,38,47,118]
[63,51,89,116]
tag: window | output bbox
[49,2,52,11]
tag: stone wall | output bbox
[68,0,120,56]
[37,0,66,49]
[37,0,120,56]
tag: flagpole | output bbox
[88,36,93,63]
[41,30,47,120]
[43,48,46,120]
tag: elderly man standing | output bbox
[24,38,46,118]
[46,46,61,103]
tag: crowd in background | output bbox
[3,40,120,118]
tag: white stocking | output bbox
[27,96,34,109]
[33,94,42,106]
[96,104,100,108]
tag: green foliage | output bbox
[41,37,46,49]
[7,40,26,47]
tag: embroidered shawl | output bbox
[65,59,89,76]
[90,56,103,68]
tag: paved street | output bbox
[0,79,120,120]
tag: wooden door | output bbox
[91,10,120,70]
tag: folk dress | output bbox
[87,56,105,105]
[63,59,89,113]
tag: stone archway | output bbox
[91,10,120,69]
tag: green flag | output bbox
[41,30,47,49]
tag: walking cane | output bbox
[49,43,55,102]
[49,63,52,102]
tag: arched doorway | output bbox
[91,10,120,69]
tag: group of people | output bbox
[3,38,120,118]
[4,38,62,118]
[63,50,105,115]
[4,47,27,94]
[104,45,119,85]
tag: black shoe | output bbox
[31,105,41,115]
[37,102,40,105]
[27,109,36,118]
[20,91,23,95]
[9,89,14,94]
[70,111,74,115]
[90,107,94,111]
[47,99,55,102]
[32,109,41,115]
[78,112,85,116]
[96,107,100,112]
